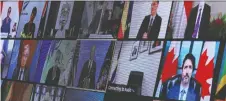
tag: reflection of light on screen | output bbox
[8,40,14,51]
[192,41,203,70]
[0,40,3,51]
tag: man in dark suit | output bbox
[78,46,96,89]
[88,2,105,35]
[21,7,37,38]
[160,53,202,101]
[12,44,30,81]
[136,1,162,39]
[184,2,211,39]
[45,50,62,85]
[1,7,12,35]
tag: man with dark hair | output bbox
[160,53,202,101]
[12,44,31,81]
[21,7,37,38]
[1,7,12,34]
[136,1,162,39]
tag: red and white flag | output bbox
[156,41,181,97]
[161,41,181,83]
[195,41,217,101]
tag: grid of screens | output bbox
[1,1,226,101]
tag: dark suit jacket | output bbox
[12,67,30,81]
[23,22,36,38]
[136,14,162,39]
[184,4,211,39]
[160,75,201,101]
[78,60,96,89]
[88,9,102,34]
[45,66,61,85]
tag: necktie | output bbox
[21,70,24,80]
[180,89,186,100]
[18,69,23,80]
[147,17,154,34]
[192,8,202,38]
[88,60,93,72]
[52,67,56,80]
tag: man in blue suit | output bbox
[1,7,12,34]
[160,53,202,101]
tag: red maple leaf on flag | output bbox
[195,50,214,98]
[161,48,178,83]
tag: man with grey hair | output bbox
[55,2,71,38]
[78,45,97,89]
[45,50,62,85]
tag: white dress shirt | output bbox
[18,68,25,80]
[55,29,66,38]
[179,83,189,100]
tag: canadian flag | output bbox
[161,41,181,82]
[195,41,217,101]
[156,41,181,97]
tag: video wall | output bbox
[1,1,226,101]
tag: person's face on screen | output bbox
[182,59,193,84]
[30,7,37,22]
[21,44,30,68]
[7,7,11,17]
[30,13,36,22]
[59,4,70,29]
[151,1,159,16]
